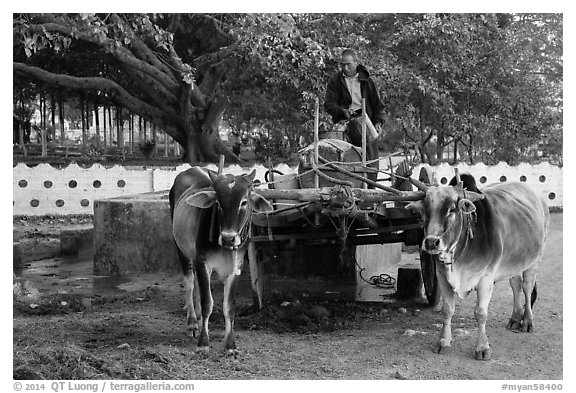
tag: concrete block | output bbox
[13,242,22,270]
[93,190,179,275]
[60,228,94,256]
[396,264,423,299]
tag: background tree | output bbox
[13,13,562,165]
[14,13,234,163]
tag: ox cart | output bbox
[247,100,439,308]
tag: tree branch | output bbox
[13,62,184,137]
[29,15,179,92]
[121,65,183,123]
[110,14,175,78]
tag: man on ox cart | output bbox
[324,48,386,184]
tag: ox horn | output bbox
[453,168,465,195]
[454,168,461,183]
[409,177,429,193]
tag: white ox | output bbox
[406,173,549,360]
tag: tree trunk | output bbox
[117,106,124,150]
[186,133,199,163]
[152,124,157,155]
[164,131,169,158]
[50,92,56,143]
[19,123,28,157]
[94,103,100,144]
[108,106,113,145]
[40,92,47,156]
[58,93,65,143]
[436,129,445,162]
[175,138,180,157]
[18,99,28,156]
[467,134,474,165]
[138,116,143,144]
[103,105,107,146]
[86,97,91,142]
[129,113,134,154]
[81,97,86,148]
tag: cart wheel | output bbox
[420,250,439,307]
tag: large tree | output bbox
[14,13,242,163]
[14,13,562,165]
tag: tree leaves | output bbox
[13,13,562,165]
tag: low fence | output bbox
[13,160,562,216]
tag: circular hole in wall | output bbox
[548,192,556,200]
[18,180,28,188]
[117,180,126,188]
[440,177,448,185]
[80,199,90,207]
[69,180,78,188]
[479,176,487,184]
[539,175,546,183]
[93,180,102,188]
[44,180,53,188]
[499,176,507,182]
[56,199,65,207]
[30,199,39,207]
[520,175,527,182]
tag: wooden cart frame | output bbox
[245,99,440,308]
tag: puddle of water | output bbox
[15,252,138,296]
[14,250,423,303]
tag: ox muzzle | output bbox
[423,235,443,254]
[218,231,244,250]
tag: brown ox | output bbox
[406,173,549,360]
[169,167,273,355]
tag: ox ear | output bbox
[458,198,476,214]
[248,193,274,213]
[405,200,424,214]
[184,190,218,208]
[243,169,257,183]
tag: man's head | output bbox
[339,49,358,77]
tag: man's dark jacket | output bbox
[324,64,385,125]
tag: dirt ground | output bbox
[13,214,563,380]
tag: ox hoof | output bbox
[226,348,240,358]
[474,347,492,361]
[521,322,534,333]
[507,319,522,331]
[198,333,210,347]
[186,327,200,338]
[437,345,452,355]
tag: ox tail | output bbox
[530,282,538,308]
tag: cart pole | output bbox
[361,98,367,189]
[314,97,320,225]
[314,97,320,189]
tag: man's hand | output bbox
[375,123,383,135]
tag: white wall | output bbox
[413,162,563,209]
[13,161,562,216]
